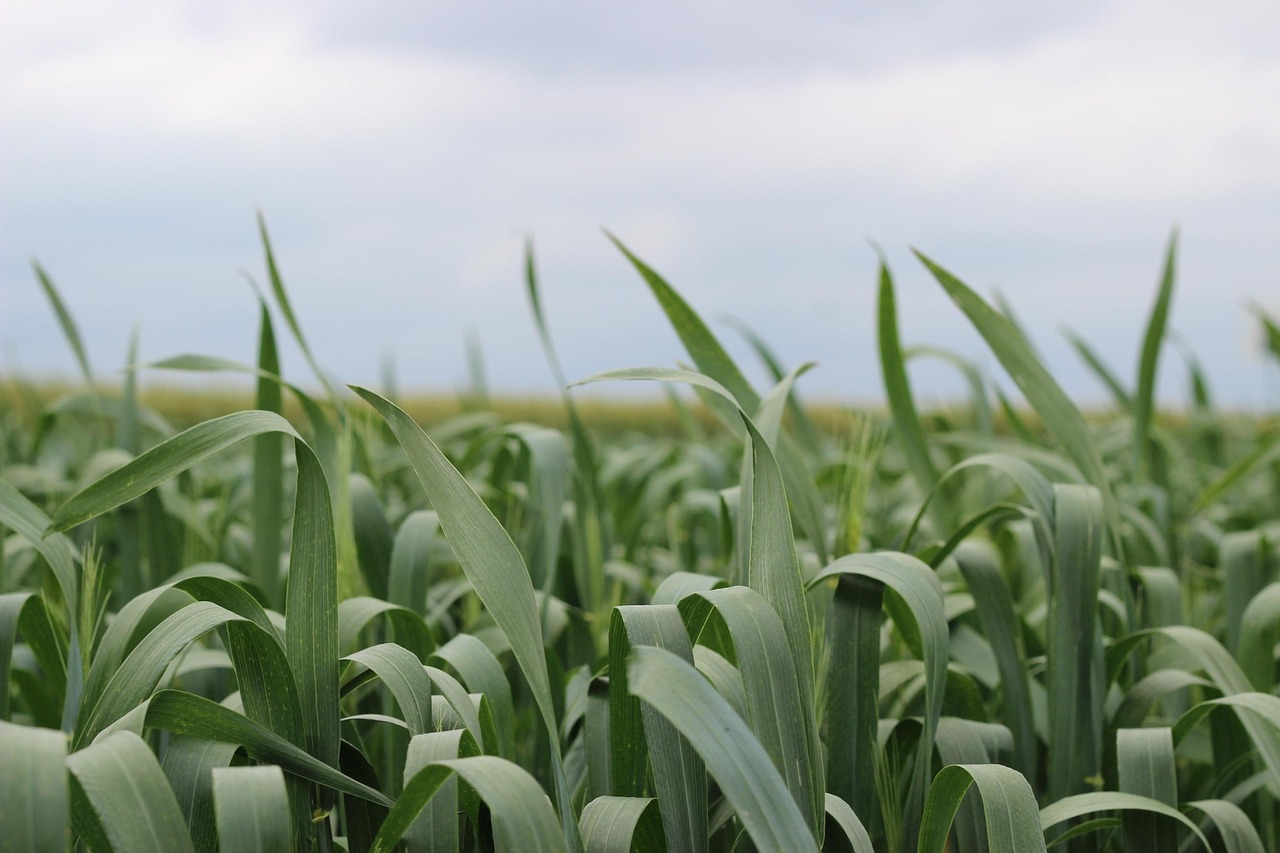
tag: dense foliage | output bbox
[2,223,1279,852]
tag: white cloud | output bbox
[2,0,1279,403]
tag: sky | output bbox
[3,0,1280,409]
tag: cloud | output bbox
[2,1,1279,405]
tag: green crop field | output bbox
[2,221,1280,852]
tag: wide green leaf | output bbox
[212,765,293,853]
[66,731,195,853]
[627,646,818,852]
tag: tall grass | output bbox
[1,225,1279,852]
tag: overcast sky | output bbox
[3,0,1280,409]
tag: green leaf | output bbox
[350,386,582,853]
[811,552,948,849]
[1064,328,1132,412]
[372,755,567,853]
[573,367,819,809]
[1039,791,1209,850]
[212,766,293,853]
[580,796,667,853]
[952,545,1036,781]
[918,764,1047,853]
[1115,727,1178,851]
[606,238,828,566]
[351,473,394,601]
[145,690,392,807]
[1238,583,1280,691]
[388,510,440,614]
[877,259,940,503]
[1133,231,1178,482]
[823,793,874,853]
[914,251,1123,560]
[32,262,95,391]
[66,731,195,853]
[344,643,435,735]
[432,633,515,760]
[1045,484,1105,801]
[253,300,285,606]
[49,411,301,533]
[609,605,707,853]
[1190,429,1280,513]
[679,586,821,836]
[626,646,818,852]
[161,736,239,853]
[1185,799,1266,853]
[0,719,68,853]
[401,729,481,853]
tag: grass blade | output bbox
[914,251,1123,560]
[253,301,285,606]
[350,386,583,852]
[878,259,940,503]
[67,731,195,853]
[811,552,947,849]
[212,766,293,853]
[1115,727,1178,851]
[0,719,68,852]
[609,605,707,853]
[373,755,567,853]
[145,689,392,806]
[48,411,301,533]
[580,796,666,853]
[1040,791,1209,850]
[918,764,1047,853]
[627,645,819,852]
[1133,231,1177,482]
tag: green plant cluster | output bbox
[2,221,1279,852]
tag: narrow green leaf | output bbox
[32,262,95,391]
[344,643,434,734]
[580,796,666,853]
[811,552,948,849]
[1185,799,1266,853]
[66,731,195,853]
[1040,791,1208,850]
[1133,231,1177,482]
[679,586,821,836]
[212,766,292,853]
[914,251,1123,560]
[1191,429,1280,513]
[257,212,340,402]
[49,410,300,533]
[253,301,285,606]
[431,633,515,759]
[1116,727,1178,851]
[351,386,582,853]
[1046,484,1105,801]
[953,544,1036,780]
[351,473,394,600]
[609,605,707,853]
[145,690,392,807]
[0,719,68,853]
[388,510,439,614]
[372,755,567,853]
[402,729,480,853]
[351,388,552,730]
[823,793,875,853]
[1064,328,1132,412]
[161,735,239,853]
[627,646,818,852]
[878,260,940,502]
[918,764,1047,853]
[1238,583,1280,691]
[821,572,883,825]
